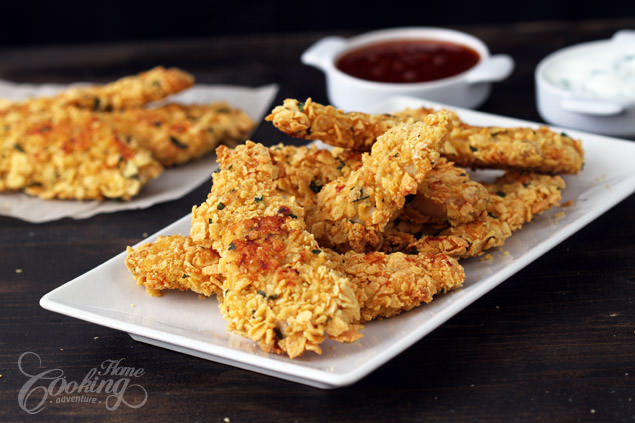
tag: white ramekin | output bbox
[301,27,514,112]
[535,30,635,138]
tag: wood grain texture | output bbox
[0,19,633,423]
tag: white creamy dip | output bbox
[544,45,635,100]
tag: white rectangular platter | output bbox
[41,96,635,389]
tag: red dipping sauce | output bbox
[335,39,480,84]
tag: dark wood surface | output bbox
[1,19,634,422]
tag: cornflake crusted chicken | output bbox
[103,102,255,166]
[267,98,584,174]
[125,235,223,297]
[0,107,162,200]
[125,96,583,359]
[309,113,451,252]
[190,142,361,358]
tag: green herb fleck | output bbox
[217,202,225,210]
[312,249,322,254]
[495,190,506,197]
[208,218,212,224]
[297,101,305,112]
[14,144,24,153]
[182,274,189,278]
[274,327,284,340]
[254,195,264,202]
[309,180,323,194]
[469,145,478,152]
[169,136,188,150]
[228,241,236,251]
[353,195,370,203]
[487,211,498,219]
[289,213,298,219]
[93,97,101,111]
[257,289,267,297]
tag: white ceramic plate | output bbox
[40,96,635,389]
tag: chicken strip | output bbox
[0,67,194,115]
[266,98,584,174]
[104,102,255,166]
[309,114,451,252]
[266,98,402,151]
[268,143,345,212]
[0,107,163,200]
[328,250,465,322]
[190,141,361,358]
[125,235,464,324]
[125,235,223,297]
[400,172,566,258]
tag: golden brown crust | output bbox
[308,114,451,252]
[0,107,163,200]
[190,141,361,358]
[328,250,464,322]
[267,98,584,174]
[104,102,255,166]
[125,235,223,297]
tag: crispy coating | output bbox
[125,235,223,297]
[400,157,489,226]
[309,115,451,252]
[0,67,194,115]
[126,236,464,324]
[104,102,255,166]
[403,172,566,258]
[328,250,465,322]
[267,98,584,174]
[0,107,163,200]
[269,143,345,212]
[190,141,361,358]
[266,98,402,151]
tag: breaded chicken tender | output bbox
[266,98,584,174]
[104,102,255,166]
[126,236,464,324]
[396,108,584,175]
[189,142,361,358]
[401,172,566,258]
[125,235,223,297]
[328,250,465,322]
[309,114,451,252]
[266,98,402,151]
[398,158,489,226]
[0,67,194,115]
[0,107,163,200]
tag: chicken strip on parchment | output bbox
[189,141,361,358]
[0,107,163,200]
[308,114,451,253]
[0,67,194,115]
[125,235,223,297]
[266,98,584,174]
[104,102,255,166]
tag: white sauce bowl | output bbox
[535,30,635,137]
[302,27,514,112]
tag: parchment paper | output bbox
[0,81,279,222]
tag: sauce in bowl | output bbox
[335,39,480,84]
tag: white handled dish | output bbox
[302,27,514,112]
[535,30,635,137]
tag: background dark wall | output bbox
[2,0,634,47]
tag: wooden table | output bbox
[1,19,633,422]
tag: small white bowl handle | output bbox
[465,54,514,84]
[301,37,347,70]
[612,30,635,43]
[560,99,625,116]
